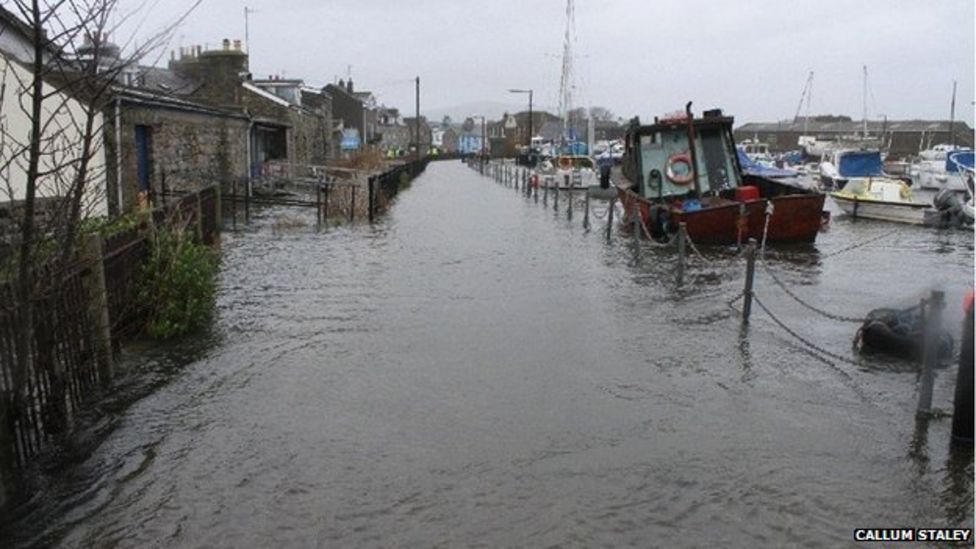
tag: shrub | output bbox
[139,227,218,339]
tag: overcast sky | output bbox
[120,0,974,124]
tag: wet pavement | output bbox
[2,160,973,547]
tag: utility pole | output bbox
[415,76,421,160]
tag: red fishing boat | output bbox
[616,104,826,245]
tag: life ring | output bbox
[665,153,694,185]
[558,157,572,170]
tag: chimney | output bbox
[222,38,230,50]
[170,50,175,61]
[338,78,345,89]
[233,39,242,51]
[195,45,202,57]
[347,78,353,93]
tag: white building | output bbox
[0,7,108,217]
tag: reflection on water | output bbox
[1,161,972,547]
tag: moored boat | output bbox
[615,105,826,246]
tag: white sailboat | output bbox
[534,0,597,190]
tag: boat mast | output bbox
[861,65,868,139]
[949,80,957,148]
[558,0,574,147]
[804,71,813,136]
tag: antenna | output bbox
[949,80,957,148]
[862,65,868,138]
[244,7,257,69]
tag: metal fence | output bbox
[0,185,220,473]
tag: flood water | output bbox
[3,160,973,547]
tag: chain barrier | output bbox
[759,260,865,323]
[821,229,897,259]
[683,230,714,264]
[751,293,862,367]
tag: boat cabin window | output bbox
[637,126,739,199]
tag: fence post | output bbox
[606,197,615,242]
[316,184,322,228]
[350,185,357,222]
[583,192,590,230]
[0,391,13,508]
[677,222,687,286]
[951,300,974,444]
[244,182,251,224]
[917,290,945,416]
[195,191,204,242]
[742,238,757,323]
[83,233,114,384]
[323,183,330,224]
[368,176,375,224]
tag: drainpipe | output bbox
[246,110,254,197]
[115,96,124,214]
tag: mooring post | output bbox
[543,177,548,206]
[853,196,859,220]
[742,238,758,323]
[523,169,528,196]
[533,177,538,202]
[84,233,114,384]
[917,290,945,416]
[566,175,573,220]
[554,178,559,212]
[583,192,590,230]
[951,298,974,445]
[606,197,615,242]
[368,176,375,224]
[631,208,640,256]
[677,222,687,286]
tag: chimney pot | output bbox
[222,38,230,50]
[233,39,242,51]
[195,45,202,57]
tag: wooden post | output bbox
[606,197,615,242]
[583,193,590,230]
[84,234,113,384]
[918,291,945,416]
[350,185,356,222]
[742,239,757,323]
[677,222,687,286]
[951,300,974,444]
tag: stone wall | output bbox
[115,103,248,209]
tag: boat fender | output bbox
[666,153,694,185]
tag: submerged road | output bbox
[4,160,973,547]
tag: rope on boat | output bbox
[759,260,864,323]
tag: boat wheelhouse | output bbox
[617,106,826,245]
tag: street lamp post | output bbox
[508,88,533,153]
